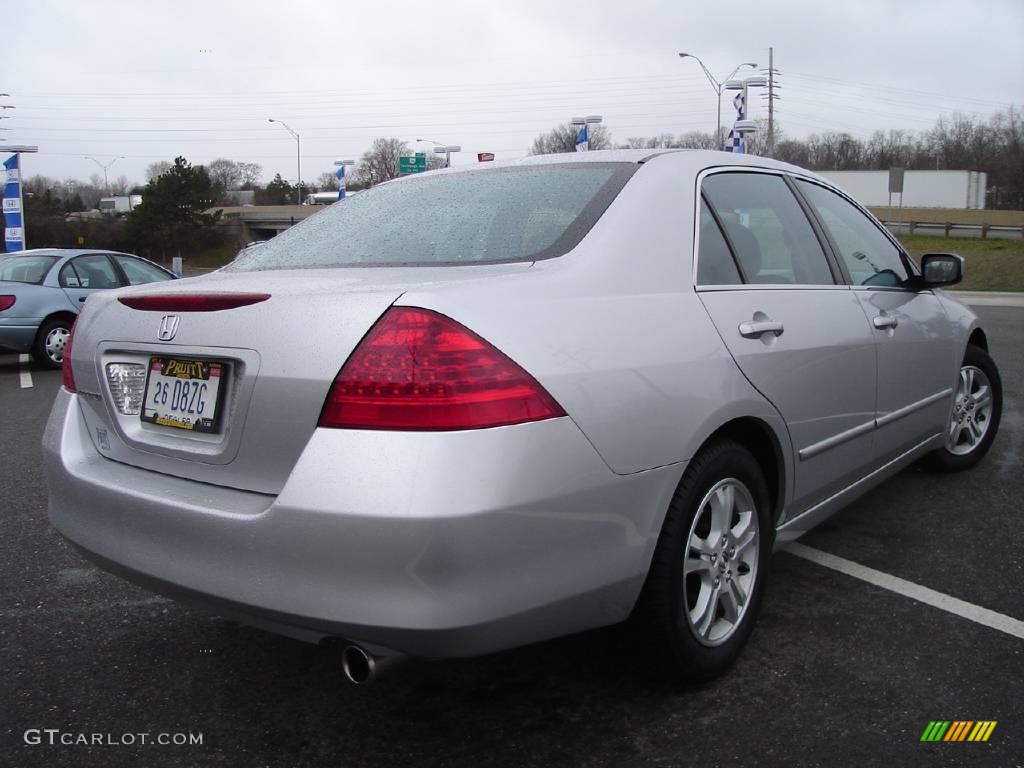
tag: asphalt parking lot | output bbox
[1,304,1021,768]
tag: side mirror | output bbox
[919,253,963,288]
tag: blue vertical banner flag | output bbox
[725,91,747,154]
[335,164,346,200]
[3,154,25,252]
[575,124,589,152]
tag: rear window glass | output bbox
[228,164,635,270]
[0,254,59,284]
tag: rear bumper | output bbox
[43,388,684,658]
[0,322,38,353]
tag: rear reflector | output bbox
[118,293,270,312]
[62,321,77,392]
[0,295,15,312]
[319,307,566,431]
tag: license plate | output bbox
[141,358,224,433]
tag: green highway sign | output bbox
[399,153,428,175]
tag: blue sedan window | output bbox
[0,254,59,284]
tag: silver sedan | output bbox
[42,150,1002,684]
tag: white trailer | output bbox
[816,170,986,209]
[97,195,142,214]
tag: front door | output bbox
[793,179,957,461]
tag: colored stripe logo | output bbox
[920,721,997,742]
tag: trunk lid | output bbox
[69,264,531,494]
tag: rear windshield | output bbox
[0,254,59,284]
[228,163,636,270]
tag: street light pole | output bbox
[416,138,456,167]
[84,155,125,195]
[269,119,302,204]
[678,53,757,150]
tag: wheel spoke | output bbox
[709,484,734,539]
[947,418,962,445]
[962,367,975,395]
[694,585,720,636]
[689,535,715,555]
[968,418,983,442]
[964,421,978,445]
[972,387,991,410]
[684,553,714,576]
[732,514,757,556]
[719,580,742,622]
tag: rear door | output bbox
[793,178,957,460]
[59,253,126,309]
[696,170,878,515]
[111,254,175,286]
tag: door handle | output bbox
[738,319,784,338]
[872,314,898,330]
[78,296,87,302]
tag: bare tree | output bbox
[206,158,242,192]
[356,138,408,186]
[676,131,719,150]
[316,171,340,191]
[237,161,263,189]
[145,161,172,182]
[110,175,132,195]
[529,123,612,155]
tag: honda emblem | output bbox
[157,315,180,341]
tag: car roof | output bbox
[2,248,135,259]
[387,148,821,181]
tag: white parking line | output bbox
[786,542,1024,640]
[18,353,33,389]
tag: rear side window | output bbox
[795,180,911,287]
[229,164,636,271]
[702,173,834,285]
[697,199,742,285]
[114,255,173,285]
[0,255,58,284]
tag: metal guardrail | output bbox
[882,221,1024,240]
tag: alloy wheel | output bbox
[947,365,993,456]
[683,478,760,646]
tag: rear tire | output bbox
[33,318,73,370]
[929,345,1001,472]
[636,438,772,684]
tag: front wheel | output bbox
[33,318,73,370]
[929,345,1002,472]
[636,438,772,683]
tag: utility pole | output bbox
[763,47,781,157]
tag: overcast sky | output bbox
[3,0,1022,187]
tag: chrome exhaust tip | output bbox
[341,644,405,685]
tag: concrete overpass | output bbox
[210,205,318,243]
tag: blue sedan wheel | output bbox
[34,318,72,369]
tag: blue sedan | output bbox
[0,248,176,368]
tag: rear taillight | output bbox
[62,321,77,393]
[118,293,270,312]
[0,295,15,311]
[318,307,566,431]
